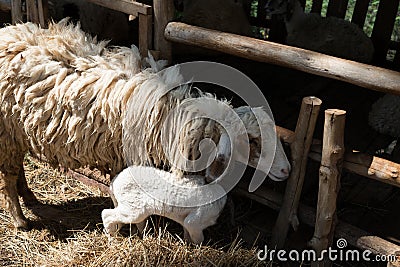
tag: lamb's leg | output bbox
[108,191,123,232]
[102,209,121,236]
[102,207,147,237]
[17,163,38,206]
[0,171,30,230]
[183,212,205,245]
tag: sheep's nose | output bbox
[216,154,226,163]
[281,168,290,177]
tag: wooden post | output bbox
[153,0,174,62]
[271,96,322,249]
[139,13,153,58]
[26,0,39,24]
[37,0,48,27]
[309,109,346,267]
[387,251,400,267]
[11,0,22,24]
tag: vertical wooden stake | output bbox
[154,0,174,62]
[271,96,322,249]
[139,13,153,58]
[309,109,346,267]
[38,0,49,27]
[11,0,22,24]
[26,0,39,24]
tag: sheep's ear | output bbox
[205,132,231,182]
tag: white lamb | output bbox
[101,166,227,244]
[265,0,374,63]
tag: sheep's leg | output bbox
[183,227,191,242]
[136,221,146,234]
[17,163,38,206]
[0,171,30,230]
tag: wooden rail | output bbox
[276,126,400,188]
[165,22,400,95]
[86,0,152,16]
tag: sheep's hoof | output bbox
[23,197,40,208]
[16,220,32,232]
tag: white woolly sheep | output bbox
[265,0,374,63]
[0,20,290,230]
[102,165,227,244]
[369,94,400,138]
[368,94,400,157]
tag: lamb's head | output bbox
[234,106,291,181]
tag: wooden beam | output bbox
[275,127,400,189]
[271,97,322,249]
[85,0,152,16]
[310,109,346,266]
[11,0,22,24]
[164,22,400,95]
[38,0,49,27]
[26,0,39,24]
[67,169,110,195]
[310,149,400,188]
[139,13,153,58]
[154,0,174,62]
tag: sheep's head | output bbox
[206,106,291,183]
[236,106,290,180]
